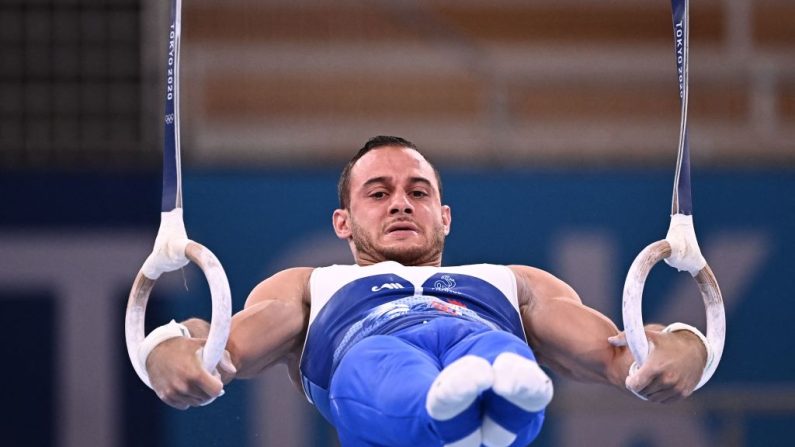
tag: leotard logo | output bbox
[433,275,456,291]
[371,282,404,292]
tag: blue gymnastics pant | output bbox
[327,317,545,446]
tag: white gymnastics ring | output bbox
[622,240,725,386]
[125,241,231,386]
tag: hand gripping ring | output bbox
[622,240,725,387]
[125,241,232,387]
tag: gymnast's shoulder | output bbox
[245,267,314,308]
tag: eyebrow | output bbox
[361,176,434,189]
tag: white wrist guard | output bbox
[137,320,190,389]
[663,322,714,390]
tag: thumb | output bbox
[624,366,648,401]
[625,361,641,391]
[217,350,237,384]
[608,332,628,347]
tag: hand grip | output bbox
[622,239,725,388]
[126,241,231,387]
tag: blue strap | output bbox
[671,0,692,215]
[161,0,182,212]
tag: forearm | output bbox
[534,313,677,390]
[525,297,632,388]
[227,298,306,378]
[174,301,304,380]
[515,264,708,402]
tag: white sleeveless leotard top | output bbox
[300,261,525,419]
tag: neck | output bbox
[353,252,442,267]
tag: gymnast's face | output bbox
[333,146,451,267]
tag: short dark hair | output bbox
[337,136,443,209]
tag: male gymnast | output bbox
[142,136,708,447]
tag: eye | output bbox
[410,190,428,198]
[370,191,387,199]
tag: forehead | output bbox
[350,146,438,189]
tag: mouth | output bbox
[385,221,419,235]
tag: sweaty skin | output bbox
[146,146,707,410]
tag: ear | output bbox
[333,208,352,239]
[441,205,452,236]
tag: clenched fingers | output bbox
[632,372,693,403]
[156,370,223,409]
[147,337,225,409]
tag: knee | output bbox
[452,330,537,365]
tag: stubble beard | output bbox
[349,220,445,266]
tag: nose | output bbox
[389,192,414,215]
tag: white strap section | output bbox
[481,416,517,447]
[663,322,715,390]
[664,213,707,275]
[136,319,190,389]
[141,209,190,279]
